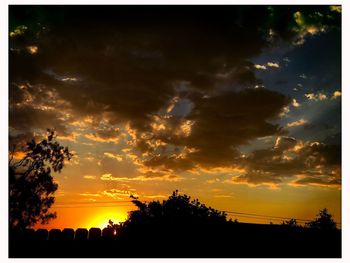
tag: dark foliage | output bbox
[282,218,299,227]
[109,190,228,240]
[9,191,341,257]
[9,129,72,230]
[128,189,227,224]
[306,208,337,230]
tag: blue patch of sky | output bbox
[251,30,341,143]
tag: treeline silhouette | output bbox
[9,191,341,258]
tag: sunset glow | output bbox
[9,5,341,231]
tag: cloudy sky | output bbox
[9,5,341,229]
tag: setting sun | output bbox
[86,210,126,229]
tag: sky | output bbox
[9,5,341,229]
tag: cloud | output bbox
[332,90,341,99]
[229,171,282,189]
[9,25,28,38]
[26,45,38,54]
[80,193,101,197]
[97,154,139,179]
[100,173,181,182]
[292,11,328,45]
[262,6,340,46]
[318,93,328,100]
[142,194,167,199]
[11,6,273,136]
[9,82,74,143]
[139,88,290,170]
[213,194,235,198]
[84,127,121,144]
[287,119,308,127]
[83,175,97,180]
[9,104,69,136]
[254,62,279,70]
[102,189,133,200]
[292,99,300,108]
[305,92,328,101]
[9,131,42,150]
[9,6,340,182]
[103,152,123,161]
[330,6,341,13]
[206,178,221,184]
[230,137,340,188]
[289,174,340,189]
[267,62,279,68]
[57,132,80,142]
[274,136,297,151]
[254,64,267,70]
[11,150,27,160]
[11,6,338,135]
[279,106,290,117]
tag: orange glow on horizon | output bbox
[86,210,127,230]
[34,205,133,230]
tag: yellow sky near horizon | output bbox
[34,173,341,230]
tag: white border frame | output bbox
[1,1,348,263]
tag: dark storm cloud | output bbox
[180,88,290,167]
[274,136,297,151]
[130,88,290,172]
[9,6,341,183]
[9,81,71,143]
[9,131,42,151]
[93,127,121,140]
[9,6,340,124]
[9,83,28,104]
[10,104,68,134]
[291,175,341,187]
[231,137,341,187]
[84,127,121,143]
[9,6,274,131]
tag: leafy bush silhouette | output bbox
[282,218,299,227]
[306,208,337,230]
[9,129,73,230]
[109,190,229,246]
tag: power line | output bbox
[52,201,341,225]
[224,210,311,222]
[230,214,283,221]
[225,210,341,225]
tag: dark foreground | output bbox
[9,223,341,258]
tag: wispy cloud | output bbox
[100,173,182,182]
[103,152,123,161]
[292,99,300,108]
[83,175,97,180]
[287,119,307,127]
[332,90,341,99]
[305,92,328,101]
[254,62,280,70]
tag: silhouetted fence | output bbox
[9,223,341,258]
[11,227,117,241]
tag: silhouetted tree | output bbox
[306,208,337,230]
[133,190,225,222]
[114,190,228,241]
[9,129,73,230]
[282,218,299,227]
